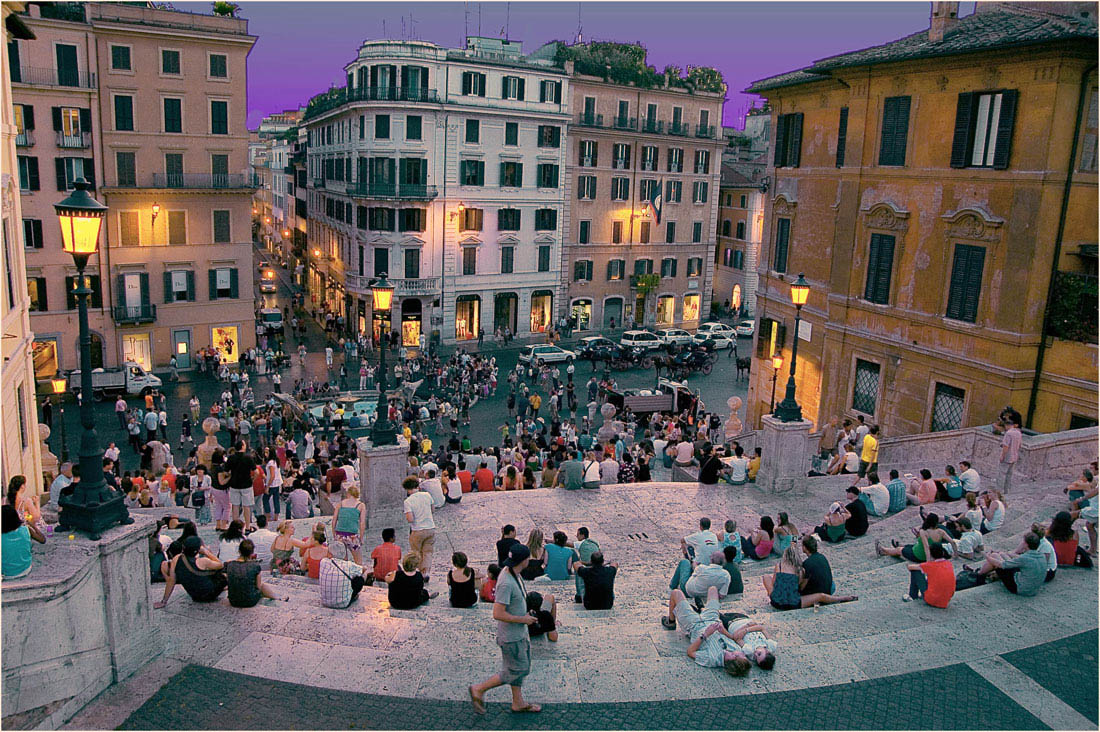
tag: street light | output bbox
[769,353,783,414]
[51,374,69,463]
[774,273,810,423]
[369,273,397,447]
[151,202,161,226]
[54,179,132,539]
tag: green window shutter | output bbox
[991,89,1018,170]
[949,92,975,168]
[879,96,911,166]
[786,113,803,167]
[84,158,94,190]
[229,269,239,299]
[23,105,34,130]
[774,218,790,273]
[864,233,895,304]
[65,276,76,310]
[836,107,849,167]
[89,276,102,309]
[138,272,150,305]
[164,271,174,303]
[186,271,195,301]
[55,158,67,191]
[52,107,62,131]
[517,78,525,101]
[79,108,91,132]
[946,245,985,322]
[462,72,471,95]
[756,318,771,358]
[208,270,217,300]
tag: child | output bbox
[719,520,743,563]
[479,564,500,603]
[191,473,211,525]
[526,591,558,641]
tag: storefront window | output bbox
[530,291,552,333]
[656,295,675,325]
[455,296,479,340]
[32,339,58,379]
[683,293,701,322]
[571,299,592,331]
[731,284,742,313]
[212,325,239,363]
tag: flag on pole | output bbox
[650,179,663,225]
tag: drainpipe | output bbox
[1025,63,1095,430]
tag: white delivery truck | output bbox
[68,361,163,400]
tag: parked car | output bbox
[620,330,664,351]
[577,336,619,361]
[657,328,693,347]
[69,361,162,400]
[518,344,576,365]
[692,322,736,348]
[735,320,755,337]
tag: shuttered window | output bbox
[836,107,849,167]
[755,317,786,358]
[500,246,514,274]
[863,233,895,305]
[949,90,1018,170]
[462,71,486,97]
[212,210,230,243]
[465,119,479,144]
[573,260,593,281]
[945,244,985,323]
[163,98,182,133]
[119,211,140,246]
[773,113,803,168]
[497,208,520,231]
[878,96,911,166]
[579,221,591,244]
[168,211,187,245]
[773,217,790,273]
[66,275,103,309]
[534,208,557,231]
[114,95,134,131]
[210,101,228,135]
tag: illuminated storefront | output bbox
[455,295,480,340]
[530,290,552,333]
[656,295,675,326]
[570,299,592,331]
[212,325,240,363]
[683,293,701,322]
[400,299,422,347]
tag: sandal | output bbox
[511,704,542,713]
[661,616,676,630]
[468,686,485,715]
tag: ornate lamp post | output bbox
[773,273,810,423]
[369,274,397,446]
[54,179,132,539]
[769,353,783,414]
[51,374,68,463]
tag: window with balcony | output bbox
[667,148,683,173]
[578,220,591,244]
[579,140,597,167]
[612,143,631,169]
[538,125,561,148]
[161,49,180,75]
[536,164,559,189]
[462,246,477,275]
[459,208,483,232]
[501,246,514,274]
[499,161,522,188]
[498,208,520,231]
[534,208,557,231]
[502,76,525,100]
[164,153,183,187]
[611,177,629,201]
[209,53,227,79]
[461,160,484,186]
[671,106,684,134]
[465,118,479,144]
[505,122,518,146]
[163,98,182,133]
[577,175,596,200]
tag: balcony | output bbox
[149,173,258,189]
[613,116,638,131]
[114,304,156,325]
[695,125,717,139]
[641,118,664,134]
[313,178,325,189]
[395,277,440,296]
[347,86,440,103]
[56,131,91,149]
[349,182,438,201]
[668,122,690,137]
[13,65,96,89]
[576,113,603,128]
[15,130,34,147]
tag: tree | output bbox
[212,1,239,17]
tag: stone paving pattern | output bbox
[1002,629,1099,725]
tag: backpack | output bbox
[954,569,986,591]
[191,489,206,507]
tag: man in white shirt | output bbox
[954,517,984,560]
[862,473,891,517]
[959,461,981,494]
[652,436,669,463]
[319,556,367,608]
[853,416,869,451]
[420,469,446,509]
[599,455,620,485]
[247,515,278,569]
[49,463,73,509]
[403,478,436,575]
[674,441,695,466]
[683,552,733,600]
[104,443,121,464]
[115,397,128,429]
[681,517,719,562]
[342,461,359,485]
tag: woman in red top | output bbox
[302,527,332,579]
[1047,511,1093,568]
[905,542,956,607]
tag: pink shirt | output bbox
[1001,427,1022,464]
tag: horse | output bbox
[735,357,751,381]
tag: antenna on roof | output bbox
[382,19,386,38]
[478,2,482,36]
[505,2,510,40]
[464,1,469,43]
[575,2,583,44]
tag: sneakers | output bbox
[574,594,582,604]
[901,595,913,602]
[661,616,676,630]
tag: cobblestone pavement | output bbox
[1002,629,1099,725]
[120,659,1048,731]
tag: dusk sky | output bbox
[176,1,977,130]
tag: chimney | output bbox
[929,1,960,42]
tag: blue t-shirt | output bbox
[944,476,963,500]
[544,543,578,580]
[886,479,908,513]
[2,526,33,579]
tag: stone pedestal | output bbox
[357,436,410,526]
[756,414,813,494]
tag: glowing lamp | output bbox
[151,202,161,220]
[771,354,783,370]
[371,273,394,314]
[789,273,810,307]
[54,179,105,258]
[51,375,67,395]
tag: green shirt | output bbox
[578,434,593,450]
[560,460,583,489]
[577,538,600,564]
[461,438,472,452]
[494,569,529,643]
[1002,549,1047,596]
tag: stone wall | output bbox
[1,516,161,730]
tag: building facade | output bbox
[715,162,765,319]
[9,2,257,374]
[302,37,569,346]
[745,2,1097,435]
[562,76,724,332]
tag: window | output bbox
[666,180,682,203]
[406,115,422,140]
[611,177,629,201]
[357,205,368,230]
[1079,91,1097,173]
[612,143,631,169]
[537,125,560,148]
[536,164,559,188]
[736,220,746,239]
[692,181,709,204]
[773,113,804,168]
[639,221,650,243]
[579,140,597,166]
[114,95,134,131]
[878,96,911,166]
[640,145,658,171]
[398,208,424,232]
[667,147,683,173]
[573,260,593,281]
[687,257,703,277]
[209,268,238,300]
[168,211,186,245]
[65,274,103,308]
[773,218,790,273]
[607,259,624,280]
[210,100,228,135]
[666,221,676,243]
[656,295,675,325]
[459,207,483,231]
[375,114,390,139]
[852,359,880,415]
[27,276,47,311]
[733,250,745,269]
[119,211,139,246]
[164,152,183,187]
[578,220,591,244]
[539,79,562,104]
[16,384,27,450]
[500,246,514,274]
[163,270,193,303]
[163,98,182,133]
[950,90,1019,169]
[374,247,389,276]
[3,222,13,308]
[460,160,484,186]
[692,221,703,242]
[945,244,986,323]
[22,218,42,249]
[740,195,747,208]
[213,210,231,243]
[634,258,653,275]
[537,245,551,272]
[465,119,479,144]
[661,257,677,278]
[209,53,227,78]
[836,107,849,167]
[535,208,557,231]
[461,71,486,96]
[931,383,965,432]
[501,75,525,100]
[497,208,520,231]
[612,221,623,244]
[693,149,710,174]
[505,122,518,146]
[110,45,131,71]
[577,175,596,200]
[57,158,92,190]
[499,161,523,187]
[639,179,659,202]
[864,233,895,305]
[683,293,700,321]
[404,248,420,279]
[370,207,395,231]
[1069,414,1099,430]
[462,247,477,275]
[161,49,180,75]
[211,153,229,186]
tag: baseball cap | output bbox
[504,543,531,568]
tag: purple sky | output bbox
[176,1,974,130]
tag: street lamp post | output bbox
[51,374,68,463]
[773,273,810,423]
[54,179,132,539]
[369,274,397,447]
[769,353,783,414]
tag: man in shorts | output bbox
[403,477,436,578]
[661,585,751,677]
[225,441,255,529]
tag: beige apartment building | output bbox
[563,76,724,332]
[715,161,766,319]
[10,2,257,374]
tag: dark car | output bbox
[577,336,621,363]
